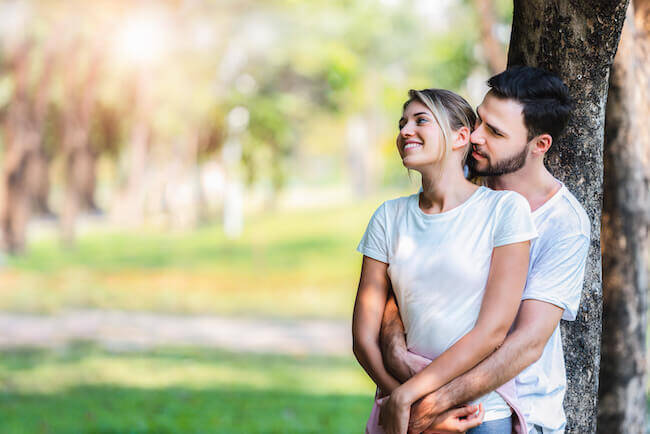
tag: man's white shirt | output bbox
[516,182,591,433]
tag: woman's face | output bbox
[396,100,443,169]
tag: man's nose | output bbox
[470,128,485,145]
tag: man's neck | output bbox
[486,163,561,212]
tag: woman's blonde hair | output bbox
[404,89,476,166]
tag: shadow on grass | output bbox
[0,385,371,433]
[0,344,374,433]
[0,343,360,371]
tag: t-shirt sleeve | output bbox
[357,203,389,264]
[522,233,590,321]
[493,192,538,247]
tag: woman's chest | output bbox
[386,220,494,297]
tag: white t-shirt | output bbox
[516,184,591,433]
[357,186,538,421]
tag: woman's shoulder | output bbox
[377,193,418,215]
[475,187,530,212]
[479,187,527,202]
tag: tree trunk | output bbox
[60,49,101,246]
[598,0,650,432]
[112,72,151,227]
[474,0,507,75]
[507,1,629,431]
[0,43,54,253]
[25,148,53,217]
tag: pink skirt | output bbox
[365,351,526,434]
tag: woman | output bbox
[352,89,536,433]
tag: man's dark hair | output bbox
[487,66,573,141]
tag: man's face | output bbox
[468,92,532,176]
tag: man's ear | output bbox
[452,126,471,150]
[531,133,552,155]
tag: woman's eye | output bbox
[416,118,428,124]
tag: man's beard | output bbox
[467,143,529,177]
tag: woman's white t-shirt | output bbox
[357,186,538,421]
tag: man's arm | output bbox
[380,292,433,384]
[352,256,402,394]
[379,292,411,383]
[409,299,564,432]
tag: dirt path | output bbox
[0,310,352,356]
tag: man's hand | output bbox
[416,404,485,434]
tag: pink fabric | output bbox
[365,351,526,434]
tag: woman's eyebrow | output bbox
[412,112,429,117]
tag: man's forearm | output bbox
[413,326,543,419]
[379,292,411,382]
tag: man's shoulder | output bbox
[535,186,590,240]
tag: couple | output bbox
[353,66,591,433]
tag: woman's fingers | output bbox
[457,403,485,430]
[447,404,478,418]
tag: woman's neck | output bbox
[418,164,478,214]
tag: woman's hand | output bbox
[379,390,411,434]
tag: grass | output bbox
[0,344,376,433]
[1,193,410,318]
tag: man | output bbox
[379,66,591,433]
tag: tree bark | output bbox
[598,0,650,432]
[507,1,629,431]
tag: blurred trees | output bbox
[0,0,486,253]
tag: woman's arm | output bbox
[390,240,530,407]
[352,255,402,394]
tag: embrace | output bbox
[353,66,591,434]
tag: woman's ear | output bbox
[452,126,471,151]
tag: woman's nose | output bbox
[400,124,414,137]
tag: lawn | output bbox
[0,344,375,433]
[2,192,409,318]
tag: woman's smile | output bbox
[403,141,423,152]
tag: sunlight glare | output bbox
[115,11,169,65]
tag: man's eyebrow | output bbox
[476,105,507,137]
[487,121,507,137]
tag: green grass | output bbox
[0,344,376,433]
[2,194,411,318]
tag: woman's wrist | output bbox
[392,384,418,407]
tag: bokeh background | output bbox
[0,0,517,432]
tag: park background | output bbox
[0,0,647,432]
